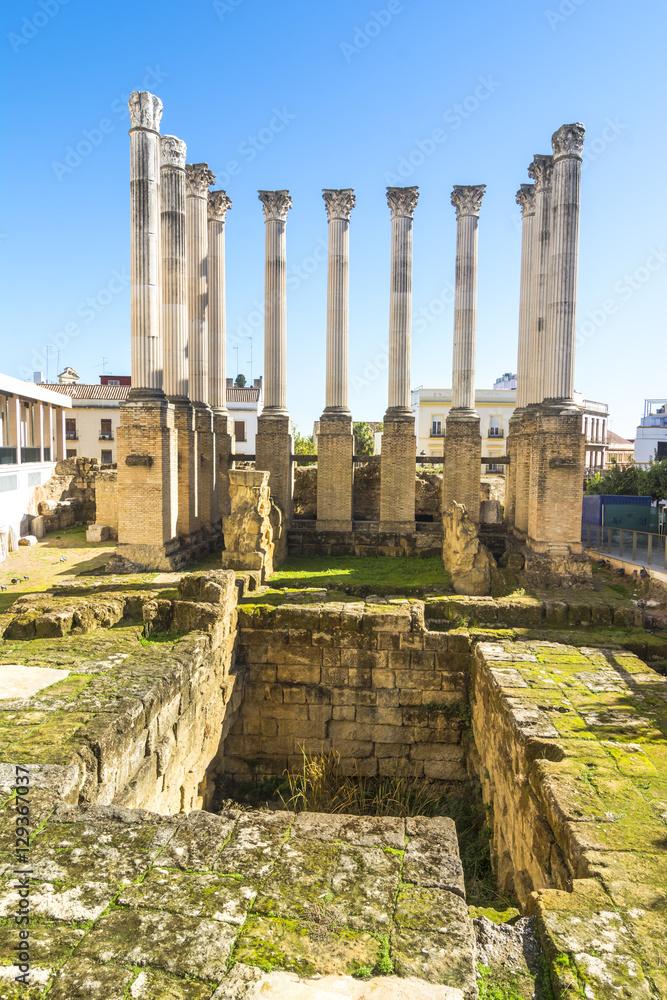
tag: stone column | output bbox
[160,135,200,548]
[186,162,218,538]
[255,190,294,522]
[545,123,585,404]
[524,126,589,588]
[508,184,536,537]
[379,187,419,532]
[442,185,485,524]
[317,189,355,530]
[208,190,234,520]
[526,155,553,405]
[113,91,181,573]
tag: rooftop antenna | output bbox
[234,346,240,378]
[245,336,253,384]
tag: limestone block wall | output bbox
[287,525,442,559]
[4,571,243,816]
[469,639,667,909]
[224,601,470,783]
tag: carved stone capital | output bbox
[208,190,232,222]
[516,183,536,217]
[160,135,186,169]
[128,91,163,133]
[527,155,553,190]
[552,122,585,161]
[450,185,486,219]
[322,189,356,222]
[258,190,292,222]
[186,163,216,197]
[386,186,419,219]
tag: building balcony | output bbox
[488,429,504,438]
[429,431,444,438]
[99,434,114,441]
[65,432,78,440]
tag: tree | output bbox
[235,373,246,388]
[293,427,316,455]
[353,421,375,456]
[585,462,645,497]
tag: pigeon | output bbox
[23,575,29,580]
[0,585,6,592]
[640,568,650,580]
[11,578,19,585]
[59,556,67,563]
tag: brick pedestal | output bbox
[214,411,234,519]
[379,414,416,531]
[256,412,293,520]
[172,398,200,545]
[442,414,481,523]
[196,406,218,536]
[526,404,586,558]
[316,413,354,530]
[112,396,181,570]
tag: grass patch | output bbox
[269,556,450,595]
[138,629,186,645]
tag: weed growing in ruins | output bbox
[353,935,393,979]
[281,747,449,817]
[138,629,185,644]
[269,556,451,594]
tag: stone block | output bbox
[86,524,110,543]
[18,534,38,546]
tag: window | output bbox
[431,418,443,437]
[101,449,113,464]
[488,417,502,437]
[65,418,77,440]
[234,421,246,443]
[100,419,113,440]
[66,449,77,458]
[108,380,120,386]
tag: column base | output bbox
[317,411,353,530]
[256,411,293,521]
[526,404,586,555]
[195,405,221,539]
[442,412,481,523]
[379,412,415,532]
[115,396,179,561]
[171,397,202,547]
[106,539,188,574]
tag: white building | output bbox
[411,382,608,474]
[0,373,72,544]
[39,372,264,463]
[411,386,516,469]
[634,399,667,465]
[227,378,263,456]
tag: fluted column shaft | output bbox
[323,190,355,411]
[186,163,215,406]
[208,191,232,412]
[128,91,164,397]
[450,186,485,412]
[259,191,292,413]
[527,155,553,405]
[546,124,585,403]
[160,136,188,400]
[386,187,418,413]
[515,184,536,410]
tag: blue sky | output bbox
[1,0,664,439]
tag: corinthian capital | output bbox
[527,155,553,190]
[208,190,232,222]
[258,190,292,222]
[322,189,356,222]
[386,186,419,220]
[515,183,536,217]
[552,122,585,161]
[160,135,186,169]
[450,185,486,219]
[128,91,163,132]
[186,163,216,197]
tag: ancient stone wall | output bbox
[469,639,667,912]
[93,471,118,538]
[3,571,243,815]
[287,524,442,558]
[223,601,470,784]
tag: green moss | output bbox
[268,556,451,595]
[138,629,186,645]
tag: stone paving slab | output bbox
[0,803,476,997]
[0,666,70,700]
